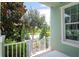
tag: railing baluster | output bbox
[16,44,17,57]
[20,43,21,57]
[12,45,13,57]
[23,43,24,57]
[44,37,46,49]
[40,40,41,50]
[23,43,25,57]
[24,43,25,57]
[7,46,9,57]
[22,43,23,57]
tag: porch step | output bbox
[34,50,69,57]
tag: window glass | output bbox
[78,24,79,29]
[71,30,77,40]
[71,14,77,22]
[65,8,71,23]
[78,4,79,13]
[64,4,79,41]
[66,25,71,30]
[65,8,71,15]
[65,17,70,23]
[77,30,79,41]
[71,24,77,30]
[66,30,72,39]
[78,13,79,22]
[71,5,77,15]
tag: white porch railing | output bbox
[3,40,32,57]
[0,35,51,57]
[31,37,51,55]
[4,41,26,57]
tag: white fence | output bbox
[0,35,50,57]
[3,40,32,57]
[4,41,27,57]
[31,37,50,55]
[0,35,32,57]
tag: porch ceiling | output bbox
[41,2,70,7]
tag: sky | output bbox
[24,2,49,10]
[24,2,50,25]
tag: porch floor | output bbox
[33,50,69,57]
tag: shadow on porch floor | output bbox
[33,50,69,57]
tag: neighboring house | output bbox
[41,2,79,57]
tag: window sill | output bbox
[61,39,79,48]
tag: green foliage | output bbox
[23,9,46,31]
[4,38,16,44]
[1,2,50,42]
[39,23,51,39]
[1,2,26,42]
[21,24,30,40]
[23,9,46,40]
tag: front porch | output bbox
[0,2,79,57]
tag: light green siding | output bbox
[50,7,79,57]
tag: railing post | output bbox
[0,35,5,57]
[48,37,51,49]
[43,37,46,49]
[26,40,32,57]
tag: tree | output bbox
[22,9,46,40]
[1,2,26,42]
[39,23,50,48]
[39,23,50,39]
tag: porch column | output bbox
[0,35,5,57]
[50,7,61,49]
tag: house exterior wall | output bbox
[50,6,79,57]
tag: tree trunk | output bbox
[32,29,34,40]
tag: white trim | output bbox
[61,2,79,48]
[62,40,79,48]
[61,2,79,9]
[65,22,79,25]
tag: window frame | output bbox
[61,2,79,48]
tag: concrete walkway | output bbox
[34,50,69,57]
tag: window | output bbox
[61,3,79,48]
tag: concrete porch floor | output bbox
[33,50,69,57]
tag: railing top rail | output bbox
[4,40,29,46]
